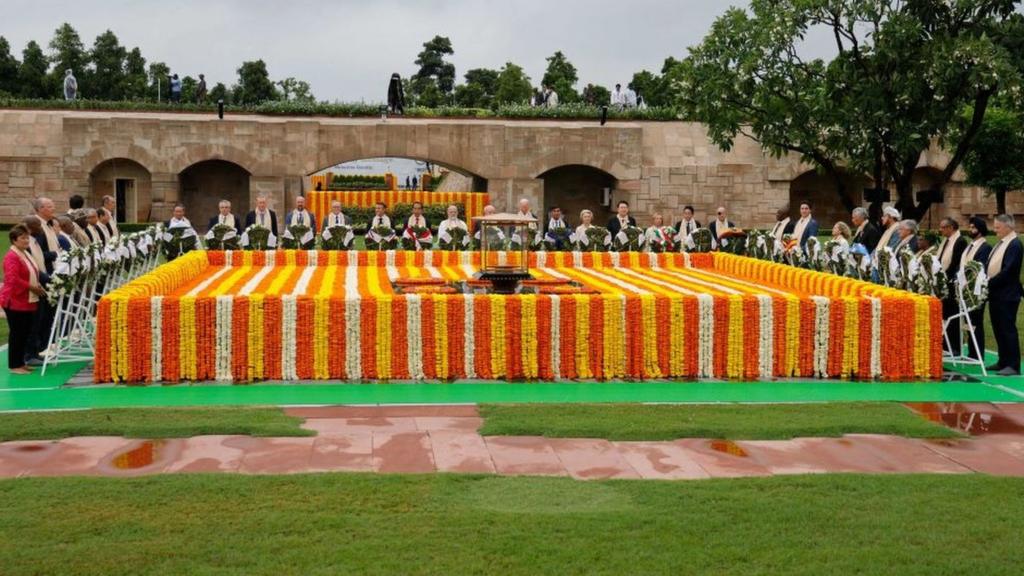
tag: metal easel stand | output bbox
[942,288,987,377]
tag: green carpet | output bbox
[1,348,1021,412]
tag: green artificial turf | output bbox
[478,402,961,440]
[2,473,1023,575]
[0,407,313,441]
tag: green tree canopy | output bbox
[410,36,455,106]
[678,0,1023,218]
[47,23,87,96]
[494,62,532,105]
[209,82,229,104]
[277,77,314,102]
[542,51,579,102]
[454,68,499,108]
[18,41,48,98]
[147,61,170,101]
[88,30,127,100]
[581,83,611,106]
[0,37,20,95]
[233,59,278,104]
[960,106,1024,215]
[122,47,147,100]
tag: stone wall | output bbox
[0,109,1020,230]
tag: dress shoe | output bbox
[25,357,44,367]
[986,364,1003,371]
[997,367,1021,377]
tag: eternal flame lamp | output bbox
[472,212,535,294]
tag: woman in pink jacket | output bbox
[0,225,47,374]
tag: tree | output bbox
[18,41,48,98]
[180,75,197,103]
[0,37,20,95]
[581,83,610,106]
[678,0,1023,218]
[542,51,579,102]
[87,30,127,100]
[147,61,170,101]
[411,36,455,106]
[233,59,278,104]
[209,82,229,104]
[454,67,499,108]
[122,47,147,100]
[47,23,88,97]
[277,77,314,102]
[494,62,532,105]
[628,57,681,107]
[959,106,1024,215]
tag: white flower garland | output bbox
[266,250,276,268]
[647,252,659,268]
[870,297,882,378]
[497,251,508,267]
[812,296,830,378]
[682,252,692,269]
[536,251,547,268]
[463,294,476,378]
[291,265,317,296]
[281,295,298,380]
[345,261,361,380]
[609,252,621,268]
[407,294,425,380]
[215,295,233,382]
[572,251,583,268]
[697,293,714,377]
[550,294,561,379]
[757,294,774,379]
[150,296,163,382]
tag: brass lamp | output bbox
[471,212,535,294]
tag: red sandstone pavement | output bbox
[3,404,1024,480]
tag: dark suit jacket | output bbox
[207,213,243,236]
[971,242,993,266]
[285,211,318,234]
[853,221,881,254]
[245,210,279,237]
[545,218,572,235]
[708,219,735,240]
[988,237,1024,303]
[31,233,57,274]
[797,218,819,247]
[606,216,637,236]
[674,219,703,235]
[938,235,968,274]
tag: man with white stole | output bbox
[321,200,348,230]
[437,205,468,248]
[935,217,968,356]
[790,201,819,248]
[285,195,317,234]
[207,200,242,235]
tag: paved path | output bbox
[3,405,1024,480]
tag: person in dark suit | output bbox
[986,214,1023,376]
[207,200,243,235]
[936,217,968,356]
[606,200,637,237]
[244,195,279,236]
[404,201,430,230]
[851,207,881,253]
[708,206,735,244]
[284,195,317,234]
[674,205,702,238]
[322,200,348,230]
[961,217,993,361]
[791,201,819,248]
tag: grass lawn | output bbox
[0,407,312,441]
[1,473,1023,575]
[478,402,961,440]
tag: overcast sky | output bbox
[2,0,837,102]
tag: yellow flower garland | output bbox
[574,294,591,379]
[490,294,506,379]
[249,294,264,380]
[434,294,449,379]
[521,294,538,379]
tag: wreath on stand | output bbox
[572,226,612,252]
[241,225,276,250]
[684,228,714,253]
[646,227,676,253]
[365,225,398,251]
[205,224,240,251]
[401,226,434,251]
[321,225,355,251]
[438,226,470,251]
[613,225,646,252]
[162,226,198,261]
[541,227,573,252]
[282,224,315,250]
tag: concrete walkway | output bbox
[3,405,1024,480]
